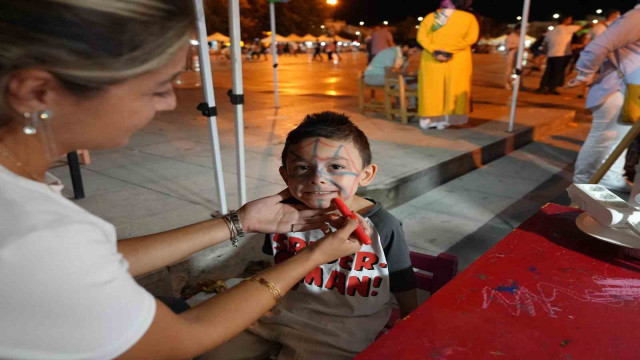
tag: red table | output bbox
[357,204,640,359]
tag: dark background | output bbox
[335,0,639,24]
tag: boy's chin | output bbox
[300,199,334,209]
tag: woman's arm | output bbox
[118,218,362,360]
[118,189,333,277]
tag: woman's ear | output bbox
[5,69,61,115]
[279,166,289,184]
[358,164,378,186]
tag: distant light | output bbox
[354,41,360,46]
[337,42,342,45]
[383,20,388,25]
[359,21,364,26]
[190,39,199,45]
[498,45,506,52]
[415,25,419,29]
[517,16,522,20]
[355,31,361,35]
[326,0,337,5]
[593,19,599,24]
[525,39,532,47]
[321,42,326,46]
[320,25,325,29]
[552,13,560,19]
[548,26,555,30]
[596,9,603,14]
[418,16,424,21]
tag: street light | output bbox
[359,21,364,26]
[326,0,337,5]
[548,25,554,30]
[320,25,325,29]
[383,20,388,25]
[593,19,599,24]
[552,13,560,19]
[596,9,603,14]
[517,16,522,20]
[418,16,424,21]
[355,31,361,35]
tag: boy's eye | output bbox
[329,164,345,170]
[293,165,309,171]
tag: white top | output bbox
[264,219,392,353]
[0,165,155,360]
[545,24,582,57]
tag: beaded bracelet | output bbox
[247,277,282,305]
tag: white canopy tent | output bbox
[207,32,230,43]
[260,34,288,44]
[285,33,305,42]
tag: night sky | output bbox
[336,0,639,24]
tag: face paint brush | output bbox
[331,197,372,245]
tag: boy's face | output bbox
[280,137,377,209]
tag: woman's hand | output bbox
[238,189,333,234]
[309,216,363,264]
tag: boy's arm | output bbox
[393,289,418,318]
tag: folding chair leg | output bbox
[67,151,85,199]
[384,88,393,121]
[399,77,408,124]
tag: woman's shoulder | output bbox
[0,174,114,247]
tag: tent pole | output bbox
[269,1,280,108]
[228,0,247,206]
[508,0,532,133]
[193,0,228,213]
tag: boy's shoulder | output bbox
[361,198,403,237]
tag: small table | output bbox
[357,204,640,359]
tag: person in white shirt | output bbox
[537,16,583,95]
[0,1,367,359]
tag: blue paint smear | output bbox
[496,282,519,294]
[528,266,537,273]
[333,145,343,158]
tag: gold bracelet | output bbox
[247,277,282,305]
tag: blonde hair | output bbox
[0,0,194,122]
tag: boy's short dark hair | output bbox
[281,111,372,169]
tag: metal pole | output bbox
[228,0,247,206]
[193,0,228,213]
[269,1,280,108]
[507,0,531,133]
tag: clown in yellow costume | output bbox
[417,0,479,129]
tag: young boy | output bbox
[203,112,416,360]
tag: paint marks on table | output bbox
[481,276,640,317]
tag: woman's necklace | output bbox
[0,141,43,182]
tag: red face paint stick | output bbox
[331,198,372,245]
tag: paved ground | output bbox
[49,52,592,295]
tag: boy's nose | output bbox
[309,170,327,184]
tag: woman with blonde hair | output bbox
[416,0,479,130]
[0,1,364,358]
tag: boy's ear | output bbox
[358,164,377,186]
[279,166,289,184]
